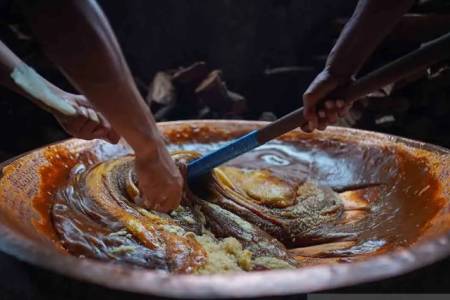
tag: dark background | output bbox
[0,0,450,299]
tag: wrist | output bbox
[132,130,167,158]
[10,63,77,116]
[323,64,355,84]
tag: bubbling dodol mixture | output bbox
[42,137,443,274]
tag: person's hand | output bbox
[302,68,353,132]
[134,139,183,213]
[52,92,120,143]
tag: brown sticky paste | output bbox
[33,127,446,266]
[33,146,97,251]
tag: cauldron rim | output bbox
[0,120,449,298]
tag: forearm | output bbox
[326,0,414,78]
[0,40,77,115]
[19,0,161,153]
[0,40,27,94]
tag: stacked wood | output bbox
[195,70,247,116]
[147,72,176,106]
[146,62,247,121]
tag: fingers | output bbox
[97,113,120,144]
[302,71,339,132]
[317,118,328,131]
[72,94,89,106]
[135,147,184,213]
[78,111,100,135]
[70,106,101,140]
[303,89,318,132]
[303,72,337,131]
[77,105,100,125]
[86,108,100,123]
[302,97,353,132]
[336,99,345,110]
[302,104,317,133]
[324,101,338,124]
[52,93,122,143]
[303,71,338,112]
[338,100,353,117]
[65,115,89,137]
[66,104,121,143]
[143,193,180,213]
[139,174,183,213]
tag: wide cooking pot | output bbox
[0,120,449,298]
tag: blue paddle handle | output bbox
[187,130,260,180]
[186,32,450,181]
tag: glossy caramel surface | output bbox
[29,126,446,271]
[0,121,449,296]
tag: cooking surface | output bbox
[180,140,443,251]
[1,249,450,300]
[0,121,449,297]
[32,130,444,273]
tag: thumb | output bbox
[303,71,339,121]
[97,113,121,144]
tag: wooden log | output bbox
[195,70,247,115]
[195,70,228,109]
[227,90,247,115]
[146,71,176,105]
[172,61,209,87]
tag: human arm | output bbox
[302,0,415,131]
[18,0,183,212]
[0,40,119,142]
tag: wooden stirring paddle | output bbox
[188,32,450,181]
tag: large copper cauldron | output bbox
[0,120,449,298]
